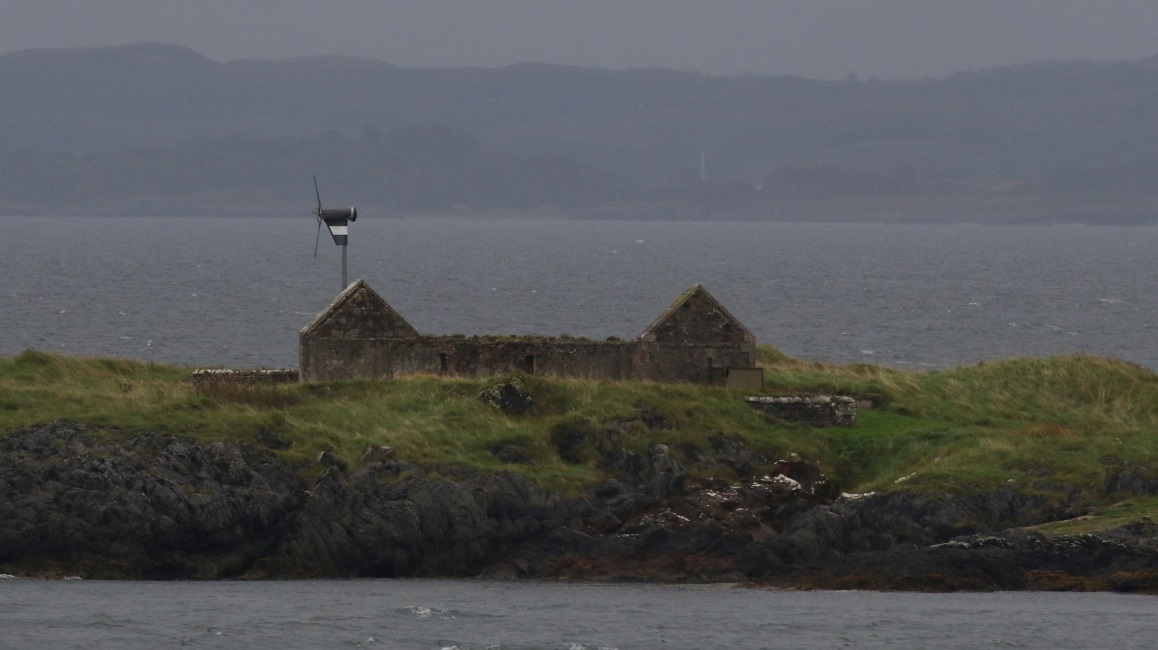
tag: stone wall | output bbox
[299,338,393,381]
[745,395,856,427]
[300,335,637,382]
[388,336,637,380]
[637,342,757,385]
[300,280,760,386]
[192,368,300,384]
[635,283,758,385]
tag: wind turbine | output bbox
[312,176,358,289]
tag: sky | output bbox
[3,0,1158,80]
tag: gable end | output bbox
[300,279,419,339]
[639,284,754,346]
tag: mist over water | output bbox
[2,216,1157,371]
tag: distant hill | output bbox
[4,42,1158,222]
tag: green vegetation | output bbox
[1026,498,1158,537]
[3,347,1158,530]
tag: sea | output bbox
[2,216,1158,371]
[1,578,1155,649]
[2,216,1158,647]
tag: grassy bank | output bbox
[2,348,1157,530]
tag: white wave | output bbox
[399,605,455,619]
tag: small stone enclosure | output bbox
[745,395,857,427]
[299,280,763,388]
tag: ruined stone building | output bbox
[299,280,763,388]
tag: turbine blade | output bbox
[313,218,322,258]
[313,175,322,214]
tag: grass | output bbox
[3,347,1158,529]
[1024,497,1158,537]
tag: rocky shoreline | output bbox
[2,422,1157,592]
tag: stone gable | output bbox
[300,279,418,340]
[639,284,754,346]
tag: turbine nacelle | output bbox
[312,176,358,289]
[319,207,357,223]
[312,176,357,249]
[317,207,357,245]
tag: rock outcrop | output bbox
[0,422,305,578]
[3,421,1158,591]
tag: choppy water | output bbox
[2,216,1157,371]
[4,219,1158,644]
[1,578,1154,649]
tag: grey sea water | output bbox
[2,216,1158,370]
[3,217,1158,645]
[1,578,1155,650]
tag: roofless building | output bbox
[299,281,762,389]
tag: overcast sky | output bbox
[4,0,1158,80]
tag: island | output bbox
[2,344,1157,592]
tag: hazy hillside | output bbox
[0,127,627,216]
[4,42,1158,221]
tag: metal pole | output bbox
[341,244,348,289]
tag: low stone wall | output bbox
[192,369,300,384]
[745,395,856,427]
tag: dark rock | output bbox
[315,450,348,472]
[0,422,306,579]
[5,421,1158,590]
[598,444,686,499]
[358,444,396,463]
[699,433,768,477]
[259,462,581,578]
[1103,461,1158,496]
[832,486,1068,550]
[490,443,532,464]
[478,379,533,415]
[549,417,598,464]
[255,428,292,450]
[634,403,670,429]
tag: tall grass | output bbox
[3,348,1158,515]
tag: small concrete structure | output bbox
[299,281,762,387]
